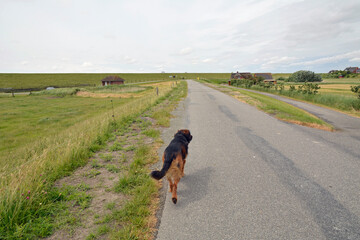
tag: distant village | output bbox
[329,67,360,74]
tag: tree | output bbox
[289,70,322,82]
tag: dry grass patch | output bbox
[76,91,141,98]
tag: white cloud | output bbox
[291,51,360,66]
[52,65,63,70]
[233,64,244,69]
[261,56,299,69]
[154,64,167,71]
[1,0,360,73]
[124,56,137,64]
[202,58,216,63]
[349,57,360,62]
[82,62,93,67]
[179,47,193,56]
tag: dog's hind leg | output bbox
[168,178,173,193]
[171,178,179,204]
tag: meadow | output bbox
[0,73,230,90]
[1,72,359,238]
[0,80,184,238]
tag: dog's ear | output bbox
[174,129,180,137]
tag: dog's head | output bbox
[175,129,193,143]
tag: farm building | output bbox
[101,76,125,86]
[344,67,359,73]
[231,72,252,79]
[254,73,276,84]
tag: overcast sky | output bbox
[1,0,360,73]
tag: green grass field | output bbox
[0,73,230,90]
[0,81,184,239]
[0,95,131,165]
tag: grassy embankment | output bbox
[0,73,229,90]
[0,80,186,239]
[201,80,333,131]
[106,82,187,239]
[238,73,360,117]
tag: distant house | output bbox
[254,73,276,84]
[231,71,252,79]
[344,67,359,73]
[101,76,125,86]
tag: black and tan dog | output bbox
[151,129,192,204]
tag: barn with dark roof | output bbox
[254,73,276,83]
[101,76,125,86]
[230,72,253,79]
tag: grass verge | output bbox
[250,85,360,116]
[0,81,186,239]
[202,81,333,131]
[108,81,187,239]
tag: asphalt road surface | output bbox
[155,80,360,240]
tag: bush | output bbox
[297,82,321,95]
[289,70,322,82]
[231,76,264,88]
[351,85,360,98]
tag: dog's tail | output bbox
[150,152,175,180]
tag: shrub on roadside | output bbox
[351,85,360,98]
[297,82,321,95]
[289,70,322,82]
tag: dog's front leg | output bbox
[181,159,186,177]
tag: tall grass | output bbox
[0,81,181,238]
[0,95,132,169]
[86,84,151,93]
[32,87,81,97]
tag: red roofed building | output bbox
[344,67,359,73]
[101,76,125,86]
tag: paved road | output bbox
[229,86,360,136]
[155,80,360,240]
